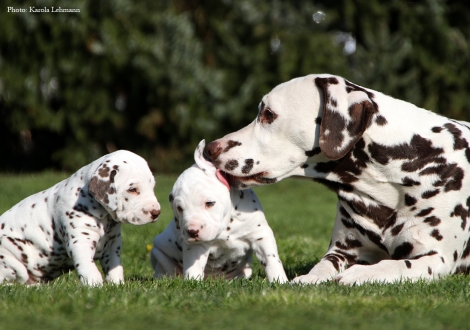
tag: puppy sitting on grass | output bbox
[151,140,287,282]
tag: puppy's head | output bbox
[170,140,232,243]
[88,150,161,225]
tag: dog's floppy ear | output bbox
[315,76,377,160]
[88,162,119,217]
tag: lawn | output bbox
[0,171,469,329]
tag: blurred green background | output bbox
[1,0,469,173]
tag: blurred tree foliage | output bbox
[0,0,469,172]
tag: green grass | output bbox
[0,172,469,329]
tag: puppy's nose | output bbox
[187,229,199,238]
[204,141,222,161]
[150,209,161,220]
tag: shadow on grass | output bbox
[252,260,318,281]
[284,261,318,280]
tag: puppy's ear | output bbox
[194,139,216,173]
[315,77,377,160]
[88,162,119,217]
[194,139,230,191]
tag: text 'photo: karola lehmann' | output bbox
[7,6,80,13]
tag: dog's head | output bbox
[204,74,377,188]
[170,140,232,243]
[87,150,161,225]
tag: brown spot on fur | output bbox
[241,159,254,174]
[109,170,117,184]
[392,242,413,259]
[430,229,443,241]
[422,189,440,199]
[335,238,363,250]
[451,204,469,230]
[424,216,441,227]
[306,147,322,157]
[444,123,468,150]
[346,198,397,229]
[223,140,242,153]
[98,164,110,178]
[369,134,445,174]
[375,115,387,126]
[461,240,470,259]
[401,177,421,186]
[324,254,340,271]
[416,208,434,217]
[225,160,239,171]
[404,194,417,206]
[408,250,438,260]
[391,223,405,236]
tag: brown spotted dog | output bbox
[0,150,160,285]
[204,74,470,285]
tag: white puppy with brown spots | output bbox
[150,140,287,282]
[0,150,160,285]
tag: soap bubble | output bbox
[313,11,325,24]
[270,36,281,54]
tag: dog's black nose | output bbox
[150,209,161,220]
[204,141,222,161]
[187,229,199,238]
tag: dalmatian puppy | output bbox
[205,73,470,285]
[150,140,287,283]
[0,150,161,285]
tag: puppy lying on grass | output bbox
[151,140,287,282]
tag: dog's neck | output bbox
[297,138,401,211]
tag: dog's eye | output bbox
[261,108,278,124]
[127,187,138,194]
[176,206,183,212]
[205,201,216,208]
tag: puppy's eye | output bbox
[176,206,183,212]
[205,201,216,208]
[127,187,138,194]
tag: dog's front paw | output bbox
[334,265,386,286]
[290,274,331,285]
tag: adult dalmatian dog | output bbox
[204,73,470,285]
[151,140,287,283]
[0,150,161,285]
